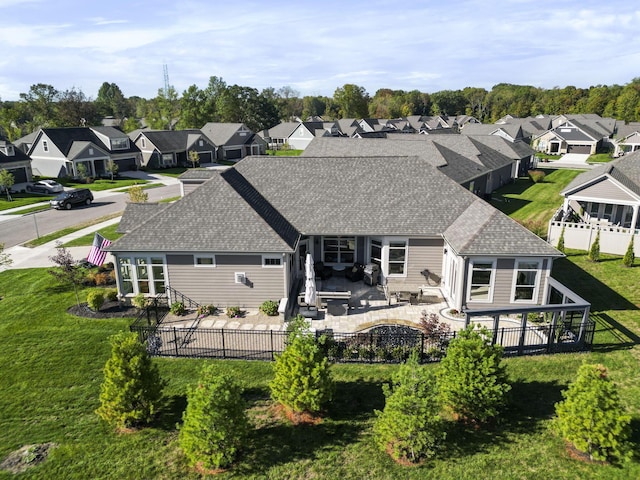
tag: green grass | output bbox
[143,167,189,177]
[0,254,639,478]
[114,183,163,193]
[490,169,585,233]
[588,153,614,164]
[59,178,150,191]
[267,149,304,156]
[5,204,51,215]
[23,213,122,247]
[63,223,122,247]
[0,194,53,212]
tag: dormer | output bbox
[110,136,129,150]
[0,142,15,156]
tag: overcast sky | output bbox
[1,0,639,101]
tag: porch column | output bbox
[631,205,639,231]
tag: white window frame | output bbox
[511,259,541,303]
[43,140,49,152]
[194,255,216,267]
[110,137,129,150]
[262,255,283,268]
[387,238,408,277]
[118,255,167,296]
[467,259,496,303]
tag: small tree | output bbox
[128,184,148,203]
[76,163,88,182]
[180,365,249,471]
[269,316,333,418]
[553,363,631,463]
[588,230,601,262]
[437,325,510,424]
[556,226,566,253]
[0,169,15,201]
[622,236,635,267]
[87,289,105,311]
[105,159,119,181]
[188,150,200,168]
[48,243,87,306]
[96,331,165,430]
[373,351,444,463]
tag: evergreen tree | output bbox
[622,236,635,267]
[553,363,631,463]
[588,230,601,262]
[373,352,444,463]
[556,226,565,253]
[269,316,333,416]
[437,325,510,424]
[180,365,249,470]
[96,332,165,430]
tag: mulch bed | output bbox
[1,443,57,474]
[67,301,139,319]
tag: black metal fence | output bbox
[130,318,595,363]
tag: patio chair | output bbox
[345,262,365,282]
[314,261,333,280]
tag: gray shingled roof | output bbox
[200,123,247,146]
[562,150,640,197]
[117,203,168,233]
[263,122,300,139]
[178,169,223,181]
[444,200,562,257]
[141,130,207,152]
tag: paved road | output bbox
[0,183,180,248]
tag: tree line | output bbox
[2,77,640,141]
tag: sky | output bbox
[1,0,639,101]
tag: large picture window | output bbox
[469,261,494,301]
[513,260,540,302]
[118,256,166,296]
[323,237,355,264]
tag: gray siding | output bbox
[387,238,444,290]
[491,258,515,306]
[166,253,286,308]
[576,178,636,202]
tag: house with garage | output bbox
[108,154,581,325]
[131,129,217,168]
[25,126,141,178]
[200,123,266,162]
[547,150,640,256]
[0,140,33,187]
[260,121,340,151]
[612,123,640,157]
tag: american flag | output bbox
[86,233,112,266]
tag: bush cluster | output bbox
[259,300,279,316]
[528,169,546,183]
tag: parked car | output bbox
[50,188,94,210]
[26,179,64,194]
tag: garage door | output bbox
[7,167,28,183]
[568,145,591,154]
[225,148,242,160]
[115,157,137,171]
[198,151,213,163]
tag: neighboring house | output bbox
[25,126,140,178]
[335,119,364,137]
[132,130,217,168]
[0,140,33,186]
[532,120,600,155]
[200,123,266,162]
[301,135,527,196]
[612,123,640,157]
[460,123,526,143]
[547,150,640,256]
[108,155,569,317]
[261,121,339,151]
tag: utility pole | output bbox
[163,64,170,97]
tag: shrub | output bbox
[95,332,165,430]
[374,351,444,463]
[437,325,511,424]
[226,306,240,318]
[588,230,600,262]
[269,316,333,415]
[86,289,105,311]
[419,311,451,351]
[132,293,148,309]
[553,363,631,463]
[105,289,118,302]
[259,300,279,316]
[528,169,546,183]
[94,272,110,286]
[556,226,565,253]
[622,236,635,267]
[180,365,249,470]
[170,301,186,316]
[196,304,217,316]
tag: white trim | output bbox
[262,254,283,268]
[510,259,542,303]
[194,255,216,267]
[235,272,246,284]
[386,237,408,277]
[466,258,496,303]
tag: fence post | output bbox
[420,333,425,364]
[369,332,373,364]
[518,313,527,355]
[173,327,179,356]
[221,329,226,359]
[270,329,274,361]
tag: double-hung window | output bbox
[388,240,407,275]
[468,260,494,301]
[512,260,540,302]
[118,256,166,295]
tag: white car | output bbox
[26,180,64,194]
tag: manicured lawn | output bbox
[59,178,149,191]
[267,149,304,156]
[24,214,121,247]
[63,223,123,247]
[490,169,585,237]
[0,194,53,212]
[0,256,639,478]
[143,167,188,177]
[588,153,613,164]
